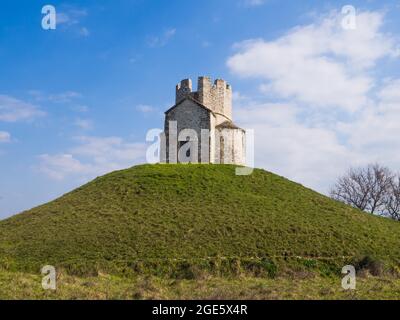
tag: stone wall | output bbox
[214,128,246,165]
[165,99,211,163]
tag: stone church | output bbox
[161,76,245,165]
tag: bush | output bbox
[355,256,384,276]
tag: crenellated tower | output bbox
[175,78,193,104]
[175,76,232,121]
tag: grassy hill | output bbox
[0,164,399,278]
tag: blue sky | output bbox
[1,0,400,218]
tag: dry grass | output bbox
[0,270,399,300]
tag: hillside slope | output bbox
[0,164,399,276]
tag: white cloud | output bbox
[74,118,93,130]
[56,7,90,37]
[37,136,147,180]
[228,10,400,193]
[234,94,399,192]
[241,0,265,7]
[79,27,90,37]
[71,105,89,113]
[0,131,11,143]
[28,90,81,103]
[0,95,45,122]
[57,8,87,26]
[378,78,400,103]
[147,28,176,47]
[337,79,400,170]
[37,154,89,180]
[236,101,353,191]
[136,104,155,113]
[227,11,396,112]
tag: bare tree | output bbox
[367,164,394,214]
[384,174,400,221]
[330,164,393,214]
[330,168,370,211]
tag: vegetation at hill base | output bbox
[0,271,399,300]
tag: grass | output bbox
[0,270,399,300]
[0,164,399,290]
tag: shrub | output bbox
[355,256,384,276]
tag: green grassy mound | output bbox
[0,164,399,277]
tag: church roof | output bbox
[164,96,215,115]
[216,120,245,131]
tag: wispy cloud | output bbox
[136,104,156,113]
[57,6,90,37]
[0,131,11,143]
[0,95,45,122]
[71,105,89,113]
[241,0,265,7]
[79,27,90,37]
[57,8,87,26]
[37,154,88,180]
[74,118,93,130]
[147,28,176,47]
[201,41,212,48]
[28,90,81,103]
[37,136,147,180]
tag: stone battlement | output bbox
[175,76,232,120]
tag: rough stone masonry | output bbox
[161,76,246,165]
